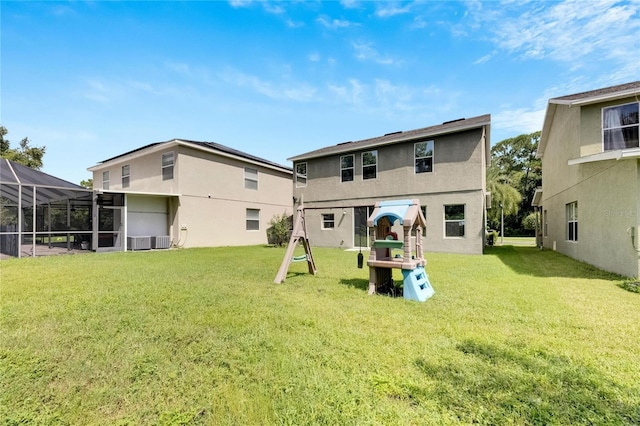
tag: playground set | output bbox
[274,199,434,302]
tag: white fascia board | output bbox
[87,141,181,172]
[568,148,640,165]
[96,189,181,197]
[551,88,640,107]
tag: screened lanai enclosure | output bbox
[0,159,124,258]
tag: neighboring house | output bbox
[87,139,292,251]
[288,115,491,255]
[534,81,640,278]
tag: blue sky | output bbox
[2,0,639,184]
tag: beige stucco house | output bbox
[534,81,640,278]
[288,115,491,255]
[87,139,292,251]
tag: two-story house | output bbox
[534,81,640,277]
[288,114,491,255]
[87,139,292,251]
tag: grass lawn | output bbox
[2,246,639,425]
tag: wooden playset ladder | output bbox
[274,205,317,283]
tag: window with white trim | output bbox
[162,152,174,181]
[340,154,354,182]
[566,202,578,242]
[362,150,377,180]
[412,206,427,237]
[603,102,639,151]
[102,171,110,190]
[322,213,335,229]
[244,167,258,190]
[122,165,130,188]
[444,204,465,237]
[246,208,260,231]
[295,162,307,187]
[415,140,434,173]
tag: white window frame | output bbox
[602,102,639,151]
[340,154,354,183]
[322,213,335,229]
[412,205,427,237]
[121,164,130,188]
[102,171,110,190]
[362,150,377,180]
[246,208,260,231]
[295,162,307,188]
[244,167,258,190]
[566,202,578,242]
[415,140,434,174]
[444,204,465,238]
[162,152,174,181]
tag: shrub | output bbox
[522,212,538,231]
[267,212,292,246]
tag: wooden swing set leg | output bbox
[274,205,317,284]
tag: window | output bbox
[603,103,639,151]
[341,155,354,182]
[412,206,427,237]
[322,213,335,229]
[244,167,258,190]
[162,152,174,180]
[102,171,110,190]
[543,209,548,238]
[246,208,260,231]
[122,165,130,188]
[295,162,307,187]
[415,140,434,173]
[444,204,465,237]
[362,150,377,180]
[566,202,578,242]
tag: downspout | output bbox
[17,184,22,258]
[32,186,36,257]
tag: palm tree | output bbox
[486,164,522,231]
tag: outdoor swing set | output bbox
[273,199,434,302]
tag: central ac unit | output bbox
[151,236,170,249]
[128,236,151,251]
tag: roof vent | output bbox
[442,118,465,125]
[384,131,403,136]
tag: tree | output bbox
[486,164,522,231]
[0,126,46,169]
[80,178,93,189]
[488,131,542,235]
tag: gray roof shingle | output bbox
[288,114,491,161]
[551,81,640,102]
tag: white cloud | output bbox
[340,0,360,9]
[317,15,354,29]
[473,51,496,65]
[220,68,317,102]
[493,106,546,135]
[375,3,412,18]
[228,0,253,8]
[473,0,640,68]
[352,41,395,65]
[308,52,321,62]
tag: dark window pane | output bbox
[363,165,376,180]
[415,158,432,173]
[342,169,354,182]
